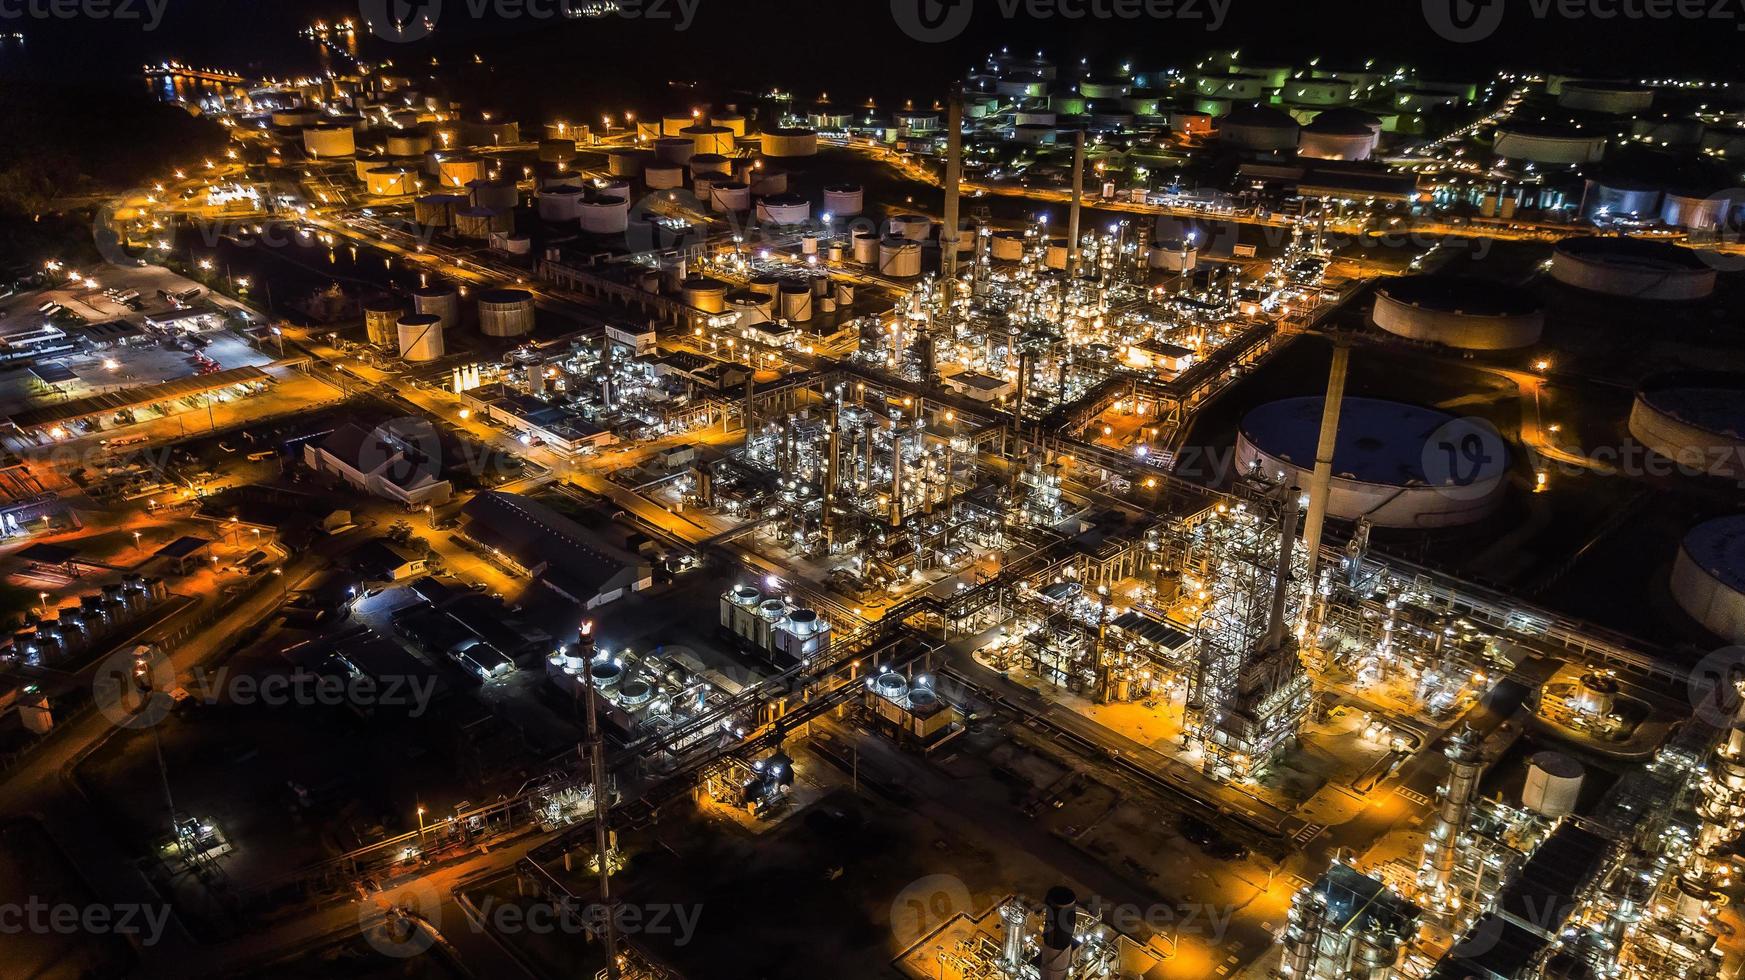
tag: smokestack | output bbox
[889,427,904,527]
[940,88,964,289]
[1264,486,1301,651]
[1301,338,1351,589]
[578,619,620,978]
[1039,886,1076,980]
[1068,129,1085,275]
[823,403,841,545]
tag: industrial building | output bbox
[458,491,651,608]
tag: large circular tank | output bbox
[710,181,750,213]
[1372,276,1545,350]
[1559,81,1654,114]
[1044,239,1069,270]
[607,147,652,177]
[778,282,813,322]
[823,183,864,216]
[1661,191,1735,230]
[578,195,630,234]
[757,193,810,225]
[990,230,1026,261]
[852,231,880,265]
[1079,77,1129,99]
[681,276,728,313]
[538,138,577,164]
[1235,397,1509,528]
[1147,238,1198,272]
[477,288,535,338]
[653,136,695,166]
[1049,93,1087,116]
[689,153,730,178]
[1674,516,1745,642]
[1628,374,1745,480]
[660,113,694,137]
[1195,72,1267,100]
[1632,116,1706,147]
[1395,88,1464,112]
[1126,94,1162,116]
[468,177,520,210]
[1582,177,1662,220]
[692,172,727,200]
[1550,236,1716,300]
[679,125,733,156]
[1015,110,1058,128]
[1523,751,1584,819]
[644,163,684,190]
[1298,119,1377,161]
[365,165,419,197]
[272,108,321,128]
[1219,105,1300,151]
[454,206,511,238]
[749,168,788,196]
[387,132,432,156]
[1170,111,1215,137]
[1701,126,1745,158]
[1013,123,1057,145]
[467,118,519,146]
[414,193,467,227]
[537,184,586,222]
[761,127,818,157]
[396,313,445,361]
[412,285,460,330]
[363,298,403,348]
[303,125,356,158]
[878,238,921,277]
[888,213,932,242]
[710,112,746,137]
[1283,78,1354,107]
[897,110,941,133]
[437,155,485,188]
[1494,124,1606,164]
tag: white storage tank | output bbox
[1013,123,1057,145]
[1582,178,1662,221]
[397,313,445,361]
[303,125,356,158]
[364,297,403,348]
[682,125,735,156]
[1299,117,1378,161]
[1148,238,1198,272]
[761,127,818,157]
[757,193,810,225]
[778,282,813,322]
[1372,276,1545,351]
[878,237,921,277]
[1550,236,1716,301]
[454,206,511,238]
[1235,397,1508,528]
[1079,77,1129,99]
[693,172,728,200]
[690,153,731,178]
[1494,124,1606,165]
[710,181,750,213]
[1628,373,1745,481]
[537,185,586,222]
[1523,752,1584,817]
[823,183,864,216]
[710,112,746,137]
[1219,105,1300,152]
[888,213,932,242]
[365,166,419,197]
[681,276,728,313]
[578,195,630,234]
[645,164,685,190]
[413,284,460,330]
[272,108,321,128]
[437,155,485,188]
[1195,72,1267,100]
[991,230,1026,261]
[468,177,520,210]
[1015,110,1058,128]
[1660,191,1732,229]
[852,231,879,265]
[414,193,466,227]
[1673,516,1745,643]
[653,136,695,166]
[749,167,788,196]
[387,132,432,156]
[607,147,652,177]
[661,112,695,136]
[1558,81,1654,114]
[477,288,535,337]
[1283,77,1354,107]
[1044,239,1069,270]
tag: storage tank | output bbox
[1582,178,1662,221]
[365,165,419,196]
[823,183,864,216]
[1372,276,1544,350]
[1283,77,1354,107]
[690,153,731,178]
[1632,116,1706,147]
[852,231,879,265]
[761,127,818,157]
[1661,191,1733,229]
[644,164,685,190]
[538,138,577,164]
[537,184,586,222]
[1673,516,1745,642]
[477,288,535,337]
[606,147,651,177]
[414,193,466,227]
[710,112,746,137]
[387,132,432,156]
[1701,126,1745,158]
[878,237,921,277]
[1148,238,1197,272]
[757,193,810,225]
[1559,81,1654,114]
[681,276,728,313]
[1049,93,1086,116]
[272,108,321,128]
[396,313,445,361]
[748,167,788,196]
[1299,116,1378,161]
[1235,397,1508,528]
[1550,236,1716,300]
[1628,373,1745,480]
[1219,105,1300,151]
[710,181,750,213]
[653,136,695,166]
[578,195,630,234]
[1079,77,1129,99]
[1015,110,1058,128]
[437,155,485,188]
[454,206,511,238]
[1522,752,1585,818]
[682,125,735,156]
[888,213,932,242]
[1494,124,1606,164]
[468,177,520,210]
[364,297,403,348]
[1044,239,1069,270]
[661,112,694,137]
[1195,72,1267,100]
[303,125,356,158]
[1013,123,1057,145]
[412,284,460,330]
[693,172,728,200]
[778,281,814,322]
[990,230,1026,261]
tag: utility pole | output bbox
[578,621,620,979]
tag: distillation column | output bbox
[1420,725,1483,904]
